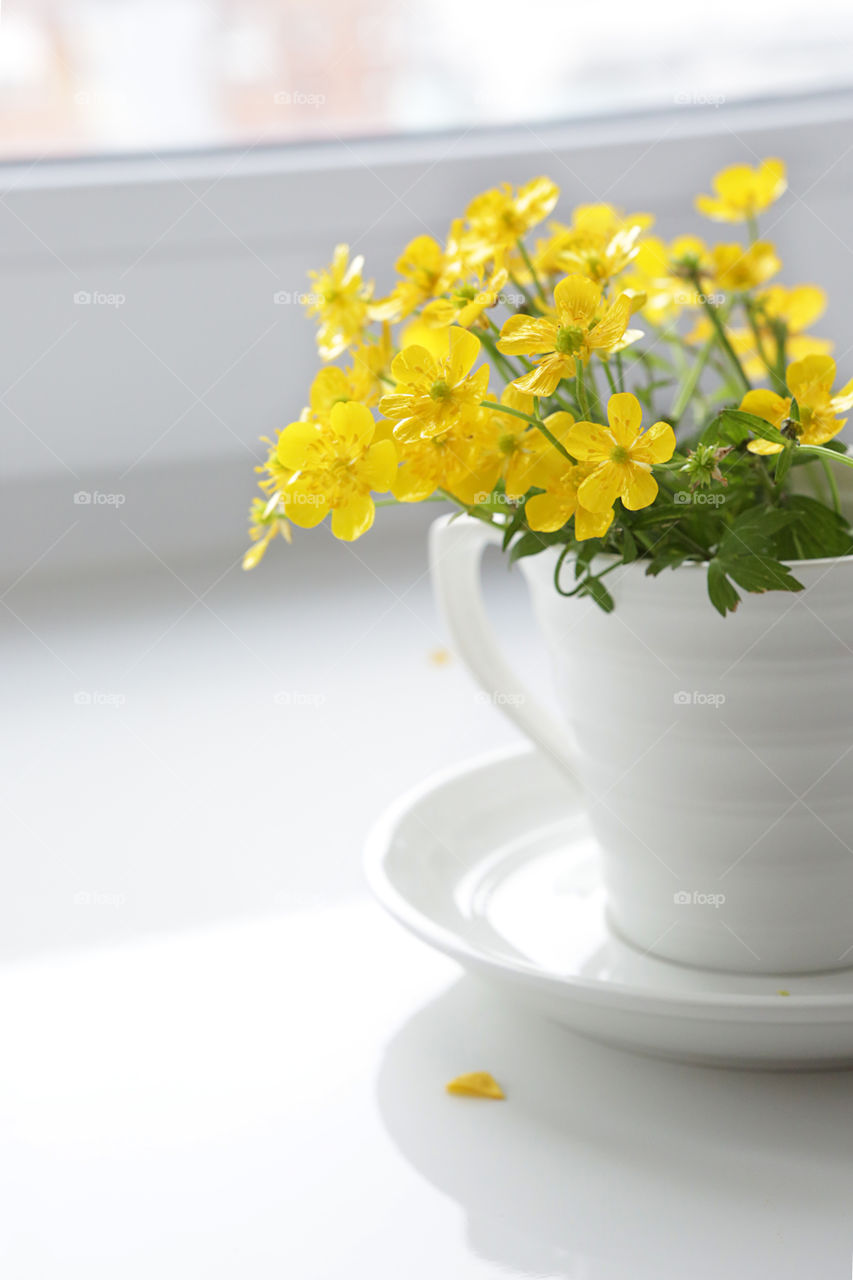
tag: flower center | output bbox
[610,445,631,464]
[430,379,451,399]
[458,284,477,301]
[498,434,516,455]
[555,325,584,355]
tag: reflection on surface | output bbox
[377,976,853,1278]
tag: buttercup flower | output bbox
[695,158,787,223]
[497,275,639,396]
[275,400,397,540]
[378,327,489,442]
[457,396,576,504]
[305,245,375,361]
[421,262,509,329]
[623,235,710,323]
[711,241,780,292]
[371,235,452,323]
[525,453,615,541]
[566,392,676,512]
[744,355,853,455]
[465,177,559,263]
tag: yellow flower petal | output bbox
[587,294,631,351]
[622,464,658,511]
[359,438,398,492]
[447,327,481,384]
[636,420,676,464]
[277,421,324,470]
[606,392,642,446]
[329,399,374,447]
[331,494,374,541]
[390,344,436,389]
[526,490,574,532]
[285,492,330,528]
[446,1071,505,1100]
[554,274,601,324]
[740,388,790,428]
[513,353,573,397]
[577,461,624,511]
[575,503,615,541]
[497,314,557,356]
[565,421,616,462]
[787,354,836,402]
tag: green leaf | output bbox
[645,547,691,577]
[724,554,803,595]
[621,528,639,563]
[774,446,794,484]
[579,575,615,613]
[776,495,853,560]
[703,408,788,449]
[508,528,565,565]
[707,559,741,616]
[720,507,796,557]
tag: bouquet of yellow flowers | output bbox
[245,158,853,615]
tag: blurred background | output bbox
[2,1,853,960]
[3,0,853,155]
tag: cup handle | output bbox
[429,514,579,776]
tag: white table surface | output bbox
[4,517,853,1277]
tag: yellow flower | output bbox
[465,177,559,263]
[421,263,509,329]
[759,283,826,334]
[497,275,639,397]
[525,454,615,541]
[371,235,450,322]
[710,241,780,292]
[455,395,576,505]
[534,223,642,285]
[348,324,394,407]
[623,235,710,323]
[306,244,374,361]
[392,422,488,504]
[242,496,291,569]
[744,355,853,455]
[275,401,397,540]
[695,158,787,223]
[566,392,676,512]
[378,327,489,443]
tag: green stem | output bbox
[743,299,785,394]
[507,271,535,311]
[820,456,842,515]
[800,444,853,470]
[575,361,592,420]
[671,333,715,428]
[516,239,548,306]
[690,271,751,394]
[746,213,759,244]
[615,351,625,394]
[584,360,605,420]
[481,399,573,462]
[602,360,619,397]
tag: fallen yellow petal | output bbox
[445,1071,505,1100]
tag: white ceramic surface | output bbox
[366,744,853,1068]
[430,514,853,975]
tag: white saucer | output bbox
[365,745,853,1069]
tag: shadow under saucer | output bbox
[376,975,853,1279]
